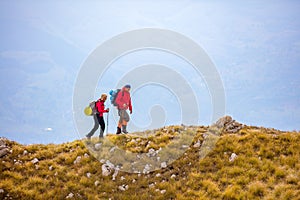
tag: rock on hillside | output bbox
[0,138,10,158]
[215,115,244,133]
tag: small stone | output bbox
[14,161,21,165]
[0,139,5,147]
[94,180,100,186]
[157,147,162,152]
[102,166,112,176]
[156,173,161,177]
[102,161,115,176]
[0,189,4,193]
[193,140,201,148]
[229,153,238,162]
[120,176,125,181]
[155,189,160,192]
[84,153,89,158]
[149,183,155,188]
[110,147,116,153]
[182,145,189,148]
[66,192,74,199]
[100,159,106,163]
[54,172,58,176]
[35,165,39,170]
[23,150,28,155]
[94,143,102,150]
[272,134,278,138]
[130,139,137,144]
[143,164,151,174]
[161,190,166,194]
[112,169,119,181]
[132,179,136,183]
[161,162,167,169]
[73,156,81,164]
[49,165,53,171]
[31,158,39,164]
[118,184,128,191]
[146,148,157,157]
[86,172,91,178]
[171,174,176,179]
[215,116,233,128]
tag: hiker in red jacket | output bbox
[86,94,109,139]
[115,85,132,134]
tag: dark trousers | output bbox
[87,114,105,138]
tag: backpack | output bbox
[83,100,98,116]
[109,89,121,106]
[89,101,98,114]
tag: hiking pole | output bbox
[106,107,109,135]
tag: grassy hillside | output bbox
[1,120,300,200]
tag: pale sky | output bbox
[0,0,299,144]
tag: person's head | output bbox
[100,94,107,101]
[124,84,131,92]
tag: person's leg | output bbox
[122,121,128,134]
[86,114,100,139]
[121,111,130,133]
[98,116,105,138]
[116,110,122,134]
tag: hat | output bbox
[124,84,131,89]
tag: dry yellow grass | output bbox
[0,125,299,199]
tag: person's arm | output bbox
[96,101,108,114]
[129,98,132,114]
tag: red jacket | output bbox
[96,100,108,117]
[115,87,132,112]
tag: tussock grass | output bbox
[0,125,299,199]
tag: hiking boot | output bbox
[116,127,122,135]
[122,125,128,134]
[86,135,91,144]
[99,130,104,138]
[86,135,91,140]
[98,136,104,143]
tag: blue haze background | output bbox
[0,1,299,144]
